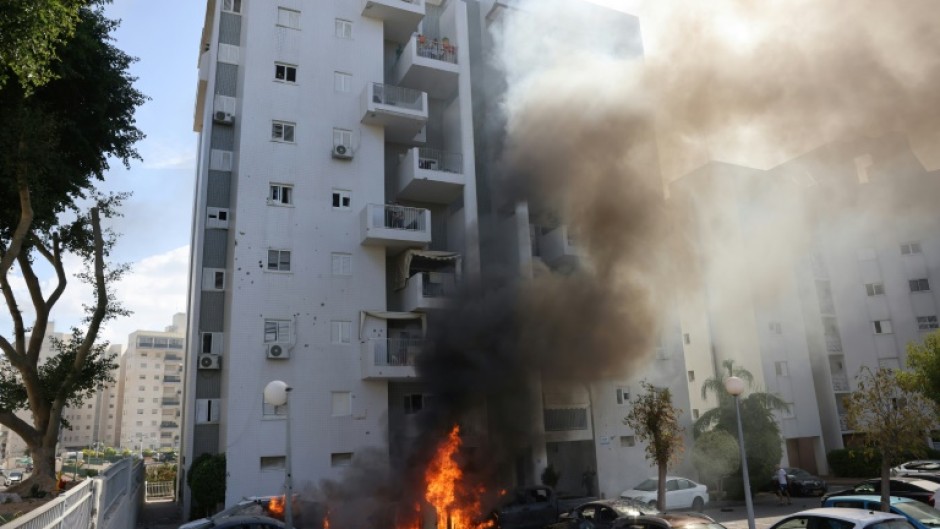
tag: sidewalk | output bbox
[137,499,183,529]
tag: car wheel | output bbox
[691,497,704,511]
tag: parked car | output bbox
[822,477,940,507]
[894,462,940,476]
[493,486,599,529]
[547,499,659,529]
[620,477,709,511]
[778,468,829,497]
[6,471,23,486]
[617,512,728,529]
[179,515,284,529]
[178,495,318,529]
[768,508,915,529]
[823,495,940,529]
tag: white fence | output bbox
[3,458,144,529]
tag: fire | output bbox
[268,495,285,517]
[422,425,493,529]
[323,510,331,529]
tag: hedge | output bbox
[827,448,940,477]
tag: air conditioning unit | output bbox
[332,144,353,160]
[198,354,221,370]
[266,343,289,359]
[213,111,234,124]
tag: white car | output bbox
[620,476,708,511]
[892,461,940,476]
[768,508,916,529]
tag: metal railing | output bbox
[160,421,179,428]
[831,373,850,392]
[415,36,458,63]
[418,271,458,298]
[374,204,427,231]
[3,478,95,529]
[145,481,174,500]
[417,147,462,173]
[543,408,589,432]
[164,354,182,361]
[838,413,850,431]
[161,398,180,406]
[373,337,423,366]
[371,83,424,111]
[163,375,181,383]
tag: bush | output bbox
[84,469,99,477]
[541,465,561,489]
[188,453,226,518]
[828,447,940,477]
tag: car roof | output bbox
[634,513,718,527]
[791,508,907,522]
[194,515,285,528]
[825,495,913,504]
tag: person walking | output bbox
[775,465,792,505]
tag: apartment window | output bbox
[334,72,352,93]
[692,409,700,419]
[138,375,145,380]
[137,409,143,415]
[615,386,630,405]
[687,370,695,383]
[136,421,143,426]
[781,403,796,419]
[683,333,690,345]
[910,278,931,292]
[873,319,894,334]
[404,394,429,414]
[264,319,292,344]
[202,268,225,291]
[153,398,159,403]
[260,456,286,471]
[269,184,293,205]
[865,282,885,296]
[277,7,300,29]
[334,19,352,39]
[775,361,789,377]
[222,0,241,14]
[901,242,923,255]
[139,386,145,391]
[331,321,352,345]
[918,316,939,331]
[331,452,353,467]
[141,363,147,368]
[274,63,297,83]
[769,321,782,334]
[620,436,636,447]
[271,121,295,143]
[333,128,353,151]
[331,253,352,276]
[331,392,352,417]
[267,249,292,272]
[332,189,351,210]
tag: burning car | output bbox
[178,495,320,529]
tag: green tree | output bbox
[0,4,144,493]
[694,360,789,498]
[691,429,739,497]
[188,453,227,518]
[624,381,685,510]
[899,331,940,409]
[0,0,90,93]
[845,366,936,512]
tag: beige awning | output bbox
[359,310,427,337]
[395,249,461,290]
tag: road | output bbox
[705,492,827,529]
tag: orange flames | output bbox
[420,425,493,529]
[268,495,285,517]
[324,510,331,529]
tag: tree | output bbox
[0,4,144,492]
[845,366,936,512]
[624,381,685,510]
[898,331,940,409]
[188,453,227,518]
[0,0,90,93]
[691,429,739,497]
[694,360,789,499]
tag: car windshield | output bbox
[894,502,940,527]
[634,479,658,492]
[789,470,812,478]
[866,520,917,529]
[612,499,657,516]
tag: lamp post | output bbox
[725,376,756,529]
[264,380,293,529]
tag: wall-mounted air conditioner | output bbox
[332,144,353,160]
[266,343,289,359]
[198,354,221,370]
[213,111,234,125]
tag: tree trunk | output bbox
[880,459,891,512]
[10,436,57,494]
[658,462,667,511]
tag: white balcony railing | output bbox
[373,337,423,366]
[831,373,849,392]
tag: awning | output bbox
[359,310,427,337]
[395,249,462,290]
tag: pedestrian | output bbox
[775,464,791,505]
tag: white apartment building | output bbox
[183,0,481,512]
[118,313,186,452]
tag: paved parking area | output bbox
[706,492,828,529]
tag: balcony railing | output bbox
[417,148,462,173]
[419,271,458,298]
[375,204,428,232]
[164,354,182,362]
[831,373,850,392]
[163,376,181,383]
[543,408,589,432]
[161,399,180,406]
[415,36,457,64]
[371,83,424,111]
[160,421,179,429]
[374,337,423,366]
[839,413,850,431]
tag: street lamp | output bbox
[264,380,293,529]
[725,376,756,529]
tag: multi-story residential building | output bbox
[118,313,186,453]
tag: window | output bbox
[334,72,351,93]
[277,7,300,29]
[202,332,223,354]
[203,268,225,291]
[331,253,352,276]
[866,282,885,296]
[910,278,931,292]
[210,149,233,171]
[207,207,229,229]
[260,456,286,471]
[769,321,782,334]
[775,361,789,377]
[615,386,630,405]
[873,319,893,334]
[267,249,292,272]
[137,409,144,415]
[332,189,351,210]
[138,397,145,403]
[269,184,293,205]
[271,121,295,143]
[620,435,636,447]
[687,370,695,383]
[331,452,353,467]
[333,128,353,151]
[404,394,428,414]
[692,409,699,419]
[139,375,146,380]
[683,333,690,345]
[264,319,292,344]
[331,321,352,345]
[334,19,352,38]
[222,0,241,14]
[274,63,297,83]
[331,392,352,416]
[901,242,923,255]
[918,316,939,331]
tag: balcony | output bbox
[831,373,849,392]
[164,354,182,362]
[361,0,424,42]
[397,148,465,203]
[163,375,181,383]
[361,83,428,143]
[399,271,458,312]
[539,225,581,269]
[161,398,180,406]
[361,204,431,249]
[838,413,851,432]
[361,338,422,380]
[391,35,459,99]
[160,421,179,429]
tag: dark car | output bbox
[822,477,940,507]
[180,515,284,529]
[781,468,829,497]
[547,499,659,529]
[617,512,728,529]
